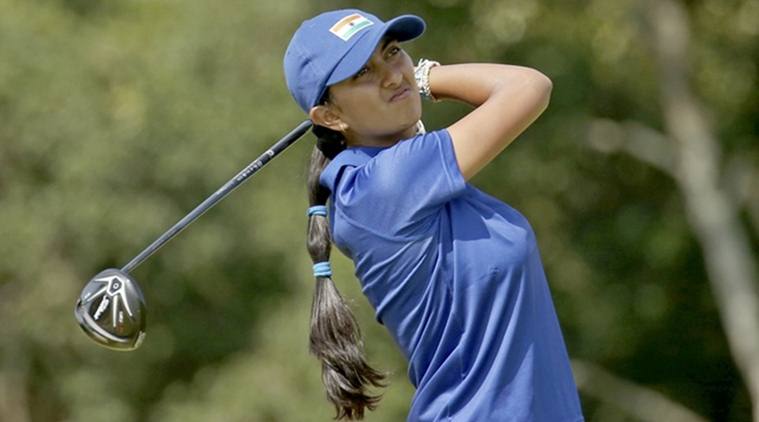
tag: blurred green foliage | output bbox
[0,0,756,421]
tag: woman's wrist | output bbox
[414,58,441,102]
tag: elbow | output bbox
[543,74,554,99]
[532,70,553,107]
[502,66,552,108]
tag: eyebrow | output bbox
[379,37,395,52]
[352,37,396,80]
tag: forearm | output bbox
[428,63,552,108]
[432,63,553,180]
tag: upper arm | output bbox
[438,64,553,180]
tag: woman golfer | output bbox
[284,9,584,422]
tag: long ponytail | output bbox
[306,125,387,420]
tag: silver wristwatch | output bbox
[414,58,441,102]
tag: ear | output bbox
[309,105,348,133]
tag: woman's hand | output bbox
[431,63,553,180]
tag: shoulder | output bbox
[324,129,467,238]
[319,146,377,195]
[320,129,456,190]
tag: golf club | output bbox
[75,119,313,351]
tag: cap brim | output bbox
[324,14,425,89]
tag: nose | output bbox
[380,62,403,89]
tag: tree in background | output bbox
[0,0,755,420]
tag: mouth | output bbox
[389,87,411,102]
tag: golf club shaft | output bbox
[121,119,313,274]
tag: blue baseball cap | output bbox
[284,9,426,113]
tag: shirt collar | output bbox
[319,146,386,192]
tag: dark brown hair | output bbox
[306,122,387,420]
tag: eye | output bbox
[386,45,401,58]
[354,65,370,79]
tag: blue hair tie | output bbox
[313,261,332,278]
[307,205,328,217]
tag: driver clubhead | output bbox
[75,268,146,351]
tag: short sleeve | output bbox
[332,129,467,238]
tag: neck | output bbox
[345,124,419,148]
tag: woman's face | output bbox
[314,38,422,147]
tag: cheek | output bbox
[334,84,420,132]
[340,95,385,126]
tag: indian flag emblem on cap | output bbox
[329,13,374,41]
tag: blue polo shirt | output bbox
[320,129,584,422]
